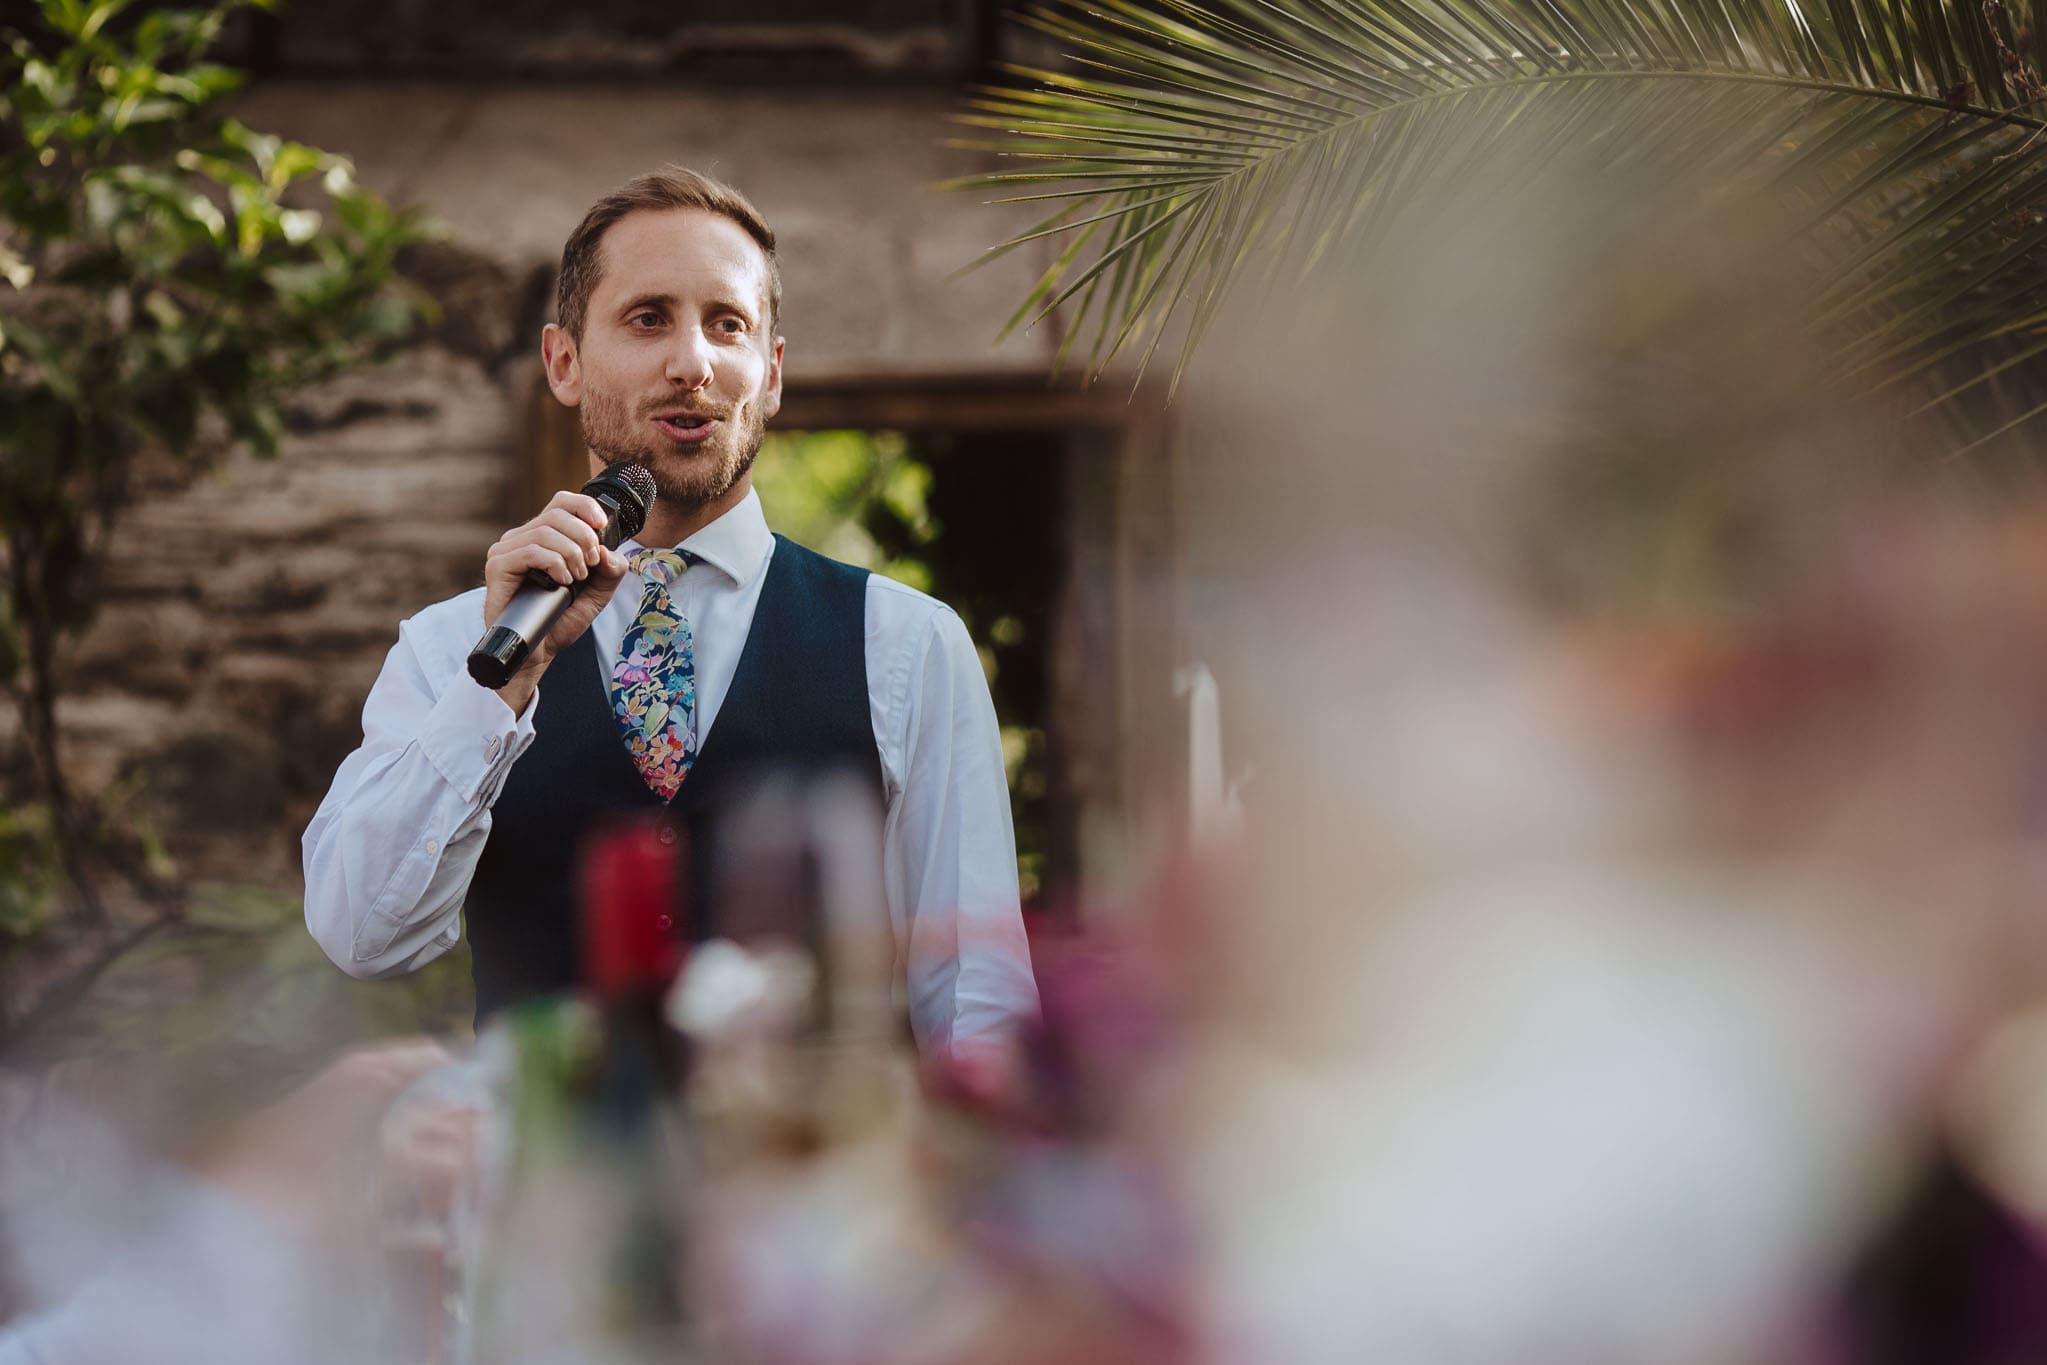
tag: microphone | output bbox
[466,463,658,690]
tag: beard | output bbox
[579,386,766,513]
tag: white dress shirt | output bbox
[303,488,1039,1056]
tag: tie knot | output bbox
[628,547,693,588]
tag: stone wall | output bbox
[62,339,521,889]
[229,82,1061,381]
[216,0,980,80]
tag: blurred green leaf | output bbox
[184,881,299,933]
[754,429,938,587]
[0,242,33,290]
[960,0,2047,438]
[175,64,244,101]
[0,802,57,940]
[218,117,278,177]
[268,140,321,189]
[111,96,185,129]
[3,317,80,401]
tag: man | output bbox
[303,168,1038,1058]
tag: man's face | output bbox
[544,207,783,516]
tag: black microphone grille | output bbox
[585,463,657,538]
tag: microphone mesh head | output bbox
[586,463,657,539]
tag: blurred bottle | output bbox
[374,1044,506,1365]
[577,816,691,1343]
[461,815,693,1365]
[669,775,934,1362]
[673,775,907,1156]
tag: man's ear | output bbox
[541,323,582,407]
[762,335,785,423]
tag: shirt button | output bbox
[657,913,675,931]
[656,826,677,846]
[425,838,440,854]
[485,735,502,761]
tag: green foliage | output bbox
[0,804,57,941]
[90,767,177,878]
[753,429,941,592]
[0,777,173,945]
[0,0,430,659]
[0,0,435,920]
[956,0,2047,452]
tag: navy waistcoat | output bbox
[464,534,882,1022]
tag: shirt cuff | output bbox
[417,677,537,806]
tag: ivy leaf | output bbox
[0,242,34,290]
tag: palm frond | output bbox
[954,0,2047,445]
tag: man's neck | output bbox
[600,464,753,548]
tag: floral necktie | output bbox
[611,547,697,800]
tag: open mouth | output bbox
[654,414,718,443]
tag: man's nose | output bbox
[665,331,713,392]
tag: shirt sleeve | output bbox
[302,597,538,978]
[873,596,1041,1058]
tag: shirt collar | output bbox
[623,485,772,588]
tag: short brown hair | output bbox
[555,166,781,339]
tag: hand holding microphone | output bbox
[468,464,657,709]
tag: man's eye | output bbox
[713,317,744,334]
[631,311,663,327]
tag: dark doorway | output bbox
[754,426,1074,909]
